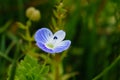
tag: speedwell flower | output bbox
[34,28,71,54]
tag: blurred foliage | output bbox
[7,55,49,80]
[0,0,120,80]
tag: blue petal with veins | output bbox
[34,28,71,54]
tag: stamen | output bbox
[46,43,54,48]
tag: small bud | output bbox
[26,7,41,21]
[59,3,63,7]
[26,7,35,19]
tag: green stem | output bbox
[0,51,12,62]
[53,54,62,80]
[26,27,32,47]
[26,20,32,47]
[92,55,120,80]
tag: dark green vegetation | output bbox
[0,0,120,80]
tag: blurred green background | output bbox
[0,0,120,80]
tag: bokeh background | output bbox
[0,0,120,80]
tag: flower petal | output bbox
[34,28,53,43]
[36,42,55,53]
[52,30,65,43]
[53,40,71,53]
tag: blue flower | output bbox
[34,28,71,54]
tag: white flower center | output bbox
[45,36,59,49]
[46,43,54,49]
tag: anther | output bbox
[53,36,57,39]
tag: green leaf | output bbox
[40,66,49,75]
[7,55,49,80]
[17,22,26,30]
[0,20,12,33]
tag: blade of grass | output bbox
[8,43,20,80]
[92,55,120,80]
[17,0,25,22]
[5,42,15,55]
[0,35,5,52]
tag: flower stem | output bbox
[53,54,62,80]
[92,55,120,80]
[26,20,32,47]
